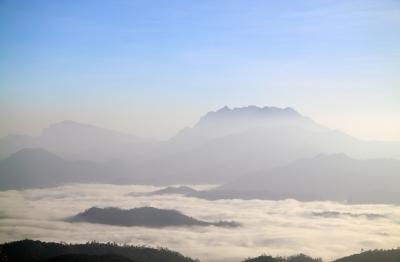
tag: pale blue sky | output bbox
[1,0,399,140]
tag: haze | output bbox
[1,0,399,140]
[1,1,400,262]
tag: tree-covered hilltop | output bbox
[41,254,136,262]
[243,254,322,262]
[0,239,198,262]
[333,249,400,262]
[1,240,399,262]
[243,249,400,262]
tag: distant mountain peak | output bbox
[217,105,230,112]
[41,120,150,143]
[204,105,302,120]
[312,153,350,160]
[42,120,153,142]
[45,120,102,131]
[296,153,358,165]
[55,120,80,125]
[195,106,305,129]
[9,147,58,157]
[171,105,323,146]
[4,148,64,163]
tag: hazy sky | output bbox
[0,0,399,140]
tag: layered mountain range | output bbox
[0,106,399,203]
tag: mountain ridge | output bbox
[67,206,240,228]
[0,120,156,161]
[1,105,400,193]
[194,154,400,203]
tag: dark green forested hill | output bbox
[333,249,400,262]
[41,254,136,262]
[0,240,198,262]
[243,254,322,262]
[1,240,399,262]
[243,249,400,262]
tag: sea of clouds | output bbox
[0,184,399,262]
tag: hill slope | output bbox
[0,120,155,161]
[0,148,132,190]
[41,254,136,262]
[1,106,400,188]
[135,106,400,184]
[192,154,400,204]
[67,207,239,228]
[0,239,197,262]
[333,249,400,262]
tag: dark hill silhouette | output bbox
[0,239,197,262]
[142,186,199,196]
[191,154,400,204]
[243,250,400,262]
[0,148,130,190]
[310,211,386,219]
[67,207,240,228]
[243,254,321,262]
[41,254,136,262]
[333,249,400,262]
[1,240,399,262]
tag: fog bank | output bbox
[0,184,399,262]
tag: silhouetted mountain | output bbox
[1,240,399,262]
[171,106,323,146]
[0,134,38,159]
[310,211,386,219]
[41,254,136,262]
[134,106,400,184]
[333,248,400,262]
[243,250,400,262]
[0,120,155,161]
[0,239,197,262]
[0,148,132,190]
[67,207,240,228]
[191,154,400,204]
[142,186,199,196]
[1,106,400,189]
[243,254,321,262]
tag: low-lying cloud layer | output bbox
[0,184,399,262]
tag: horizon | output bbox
[1,0,399,140]
[2,104,400,142]
[1,1,400,262]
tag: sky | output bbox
[0,0,399,140]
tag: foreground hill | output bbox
[244,249,400,262]
[333,249,400,262]
[0,239,197,262]
[67,206,239,228]
[41,254,136,262]
[1,240,399,262]
[244,254,321,262]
